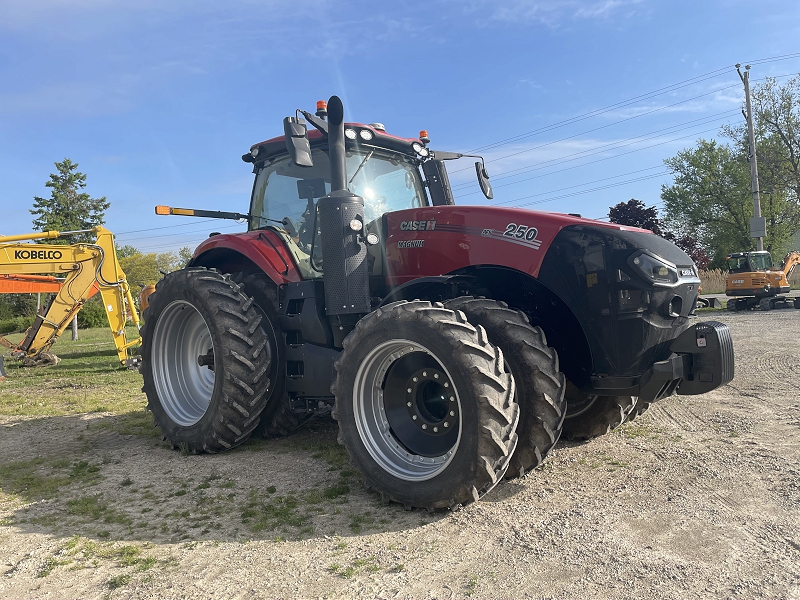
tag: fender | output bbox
[190,229,302,284]
[379,275,476,306]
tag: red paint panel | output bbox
[193,230,302,284]
[384,206,648,285]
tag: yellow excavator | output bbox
[0,226,141,368]
[726,250,800,311]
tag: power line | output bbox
[115,217,233,235]
[506,171,671,209]
[453,58,800,175]
[453,123,726,202]
[467,66,736,154]
[451,109,739,191]
[110,55,800,243]
[451,82,743,175]
[116,221,242,243]
[472,165,668,208]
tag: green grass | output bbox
[695,306,724,313]
[0,458,69,500]
[0,326,397,545]
[281,421,350,469]
[0,326,145,419]
[240,491,309,532]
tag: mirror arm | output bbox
[300,110,329,136]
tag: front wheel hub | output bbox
[353,340,463,481]
[384,364,459,457]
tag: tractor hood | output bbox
[383,205,650,285]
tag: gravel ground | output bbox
[1,309,799,599]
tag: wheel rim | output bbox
[152,300,215,426]
[565,393,599,418]
[353,340,462,481]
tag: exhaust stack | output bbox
[317,96,370,318]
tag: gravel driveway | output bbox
[1,310,799,599]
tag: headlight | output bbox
[630,252,678,286]
[412,142,429,157]
[359,129,373,141]
[345,129,357,140]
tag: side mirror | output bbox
[283,116,313,167]
[476,161,493,200]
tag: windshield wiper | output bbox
[349,150,374,185]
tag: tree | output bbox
[722,75,800,252]
[609,198,711,268]
[669,75,800,268]
[752,75,800,207]
[661,139,765,268]
[116,245,141,259]
[608,199,666,235]
[672,235,711,270]
[30,158,110,243]
[178,246,194,267]
[119,250,182,299]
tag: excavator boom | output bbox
[0,227,141,367]
[780,251,800,280]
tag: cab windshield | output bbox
[250,149,427,277]
[727,252,773,273]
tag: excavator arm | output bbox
[0,227,141,367]
[781,251,800,281]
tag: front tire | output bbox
[443,297,565,478]
[624,396,650,423]
[561,381,636,441]
[141,268,272,453]
[332,301,519,510]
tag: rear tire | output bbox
[561,381,636,441]
[443,297,565,478]
[141,268,272,453]
[332,301,519,510]
[233,272,311,438]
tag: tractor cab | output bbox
[248,143,429,279]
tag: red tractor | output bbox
[141,96,734,510]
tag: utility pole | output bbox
[737,63,765,252]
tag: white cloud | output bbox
[573,0,643,19]
[462,0,646,26]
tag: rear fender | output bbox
[189,230,302,284]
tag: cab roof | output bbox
[243,122,424,165]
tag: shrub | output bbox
[76,298,107,329]
[699,269,727,294]
[0,315,35,335]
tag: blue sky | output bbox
[1,0,798,254]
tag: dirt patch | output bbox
[1,311,800,598]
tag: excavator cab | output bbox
[727,251,773,273]
[726,250,800,310]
